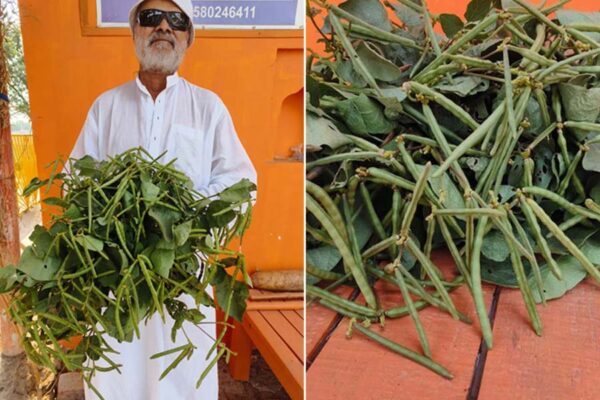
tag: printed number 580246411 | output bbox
[193,5,256,19]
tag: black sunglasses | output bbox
[138,9,190,31]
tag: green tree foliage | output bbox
[1,0,30,121]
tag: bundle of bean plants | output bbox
[0,148,255,398]
[307,0,600,378]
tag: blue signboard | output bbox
[98,0,302,29]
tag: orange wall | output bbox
[19,0,304,272]
[307,0,598,53]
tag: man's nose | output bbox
[155,16,172,33]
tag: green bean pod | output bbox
[523,186,600,223]
[308,285,378,317]
[328,13,381,93]
[405,81,479,130]
[526,197,600,283]
[351,323,453,379]
[307,264,345,281]
[471,216,494,348]
[307,180,349,244]
[359,182,387,242]
[508,239,543,336]
[393,267,432,357]
[434,98,507,178]
[507,209,545,304]
[307,196,378,309]
[405,237,459,320]
[400,162,432,239]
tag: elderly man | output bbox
[70,0,256,398]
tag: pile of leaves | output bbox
[307,0,600,377]
[0,148,255,398]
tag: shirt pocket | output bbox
[168,124,207,187]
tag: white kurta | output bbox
[70,73,257,400]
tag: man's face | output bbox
[133,0,190,74]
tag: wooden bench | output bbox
[307,250,600,399]
[225,293,304,400]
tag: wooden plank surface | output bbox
[306,251,495,399]
[244,309,304,400]
[479,278,600,400]
[260,310,304,361]
[249,288,304,300]
[282,309,304,335]
[306,285,355,359]
[246,300,304,310]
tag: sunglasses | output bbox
[138,9,191,31]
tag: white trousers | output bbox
[84,293,218,400]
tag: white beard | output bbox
[134,31,186,74]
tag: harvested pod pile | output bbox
[0,148,255,398]
[307,0,600,377]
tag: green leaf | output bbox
[388,2,424,37]
[465,38,502,57]
[355,41,403,83]
[530,256,587,303]
[141,180,160,202]
[184,308,205,324]
[29,225,53,257]
[206,200,236,228]
[306,245,342,286]
[173,221,193,247]
[75,235,104,252]
[63,204,82,219]
[149,206,182,242]
[481,256,536,288]
[150,248,175,279]
[583,144,600,173]
[43,197,68,208]
[17,247,60,281]
[379,87,407,103]
[213,268,249,322]
[73,155,100,178]
[481,257,519,288]
[435,76,489,97]
[218,179,256,203]
[559,83,600,141]
[580,233,600,264]
[496,185,517,204]
[557,10,600,41]
[336,93,396,135]
[22,177,48,197]
[524,97,544,136]
[482,230,511,262]
[439,14,464,38]
[547,227,598,256]
[414,164,465,210]
[336,61,368,88]
[377,87,407,118]
[464,156,489,173]
[339,0,392,32]
[465,0,492,22]
[306,113,351,152]
[96,259,119,289]
[533,145,553,190]
[0,266,20,292]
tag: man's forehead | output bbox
[139,0,182,12]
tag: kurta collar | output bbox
[135,72,180,96]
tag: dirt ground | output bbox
[218,350,290,400]
[0,354,32,400]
